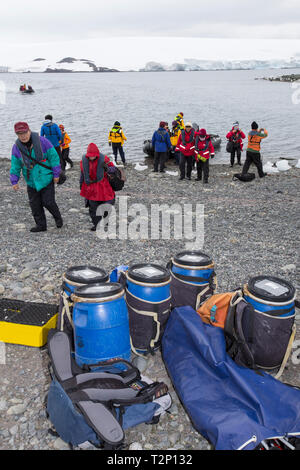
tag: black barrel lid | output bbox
[65,266,109,285]
[247,276,295,303]
[128,263,170,284]
[74,282,124,299]
[173,251,212,267]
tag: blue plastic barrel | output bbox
[62,266,109,296]
[126,264,171,302]
[72,283,131,367]
[244,276,296,318]
[170,251,215,285]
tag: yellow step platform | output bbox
[0,298,58,347]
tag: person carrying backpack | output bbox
[80,143,115,231]
[10,121,63,232]
[41,115,63,165]
[241,122,268,178]
[226,122,246,167]
[194,128,215,184]
[151,121,172,173]
[108,121,127,165]
[176,122,195,180]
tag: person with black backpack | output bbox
[151,121,172,173]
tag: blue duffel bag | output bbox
[162,306,300,450]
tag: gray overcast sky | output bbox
[1,0,300,43]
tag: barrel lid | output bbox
[173,251,212,267]
[74,282,124,299]
[128,263,170,284]
[247,276,295,302]
[65,266,109,285]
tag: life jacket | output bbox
[181,128,195,146]
[81,154,105,185]
[247,130,268,153]
[170,127,181,146]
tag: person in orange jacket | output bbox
[241,121,268,178]
[59,124,73,170]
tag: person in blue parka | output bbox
[152,121,171,173]
[41,114,63,164]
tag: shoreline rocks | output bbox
[0,157,299,450]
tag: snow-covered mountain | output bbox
[10,57,119,73]
[139,56,300,72]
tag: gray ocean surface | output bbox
[0,69,300,164]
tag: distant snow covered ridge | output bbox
[139,57,300,71]
[10,57,119,73]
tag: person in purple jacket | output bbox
[10,122,63,232]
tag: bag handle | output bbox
[274,324,297,380]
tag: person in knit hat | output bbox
[226,121,246,167]
[10,121,63,232]
[108,121,127,165]
[80,143,115,231]
[241,121,268,178]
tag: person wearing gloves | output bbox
[80,143,115,231]
[10,121,63,232]
[194,128,215,184]
[226,122,246,167]
[176,122,195,180]
[174,112,185,130]
[108,121,127,165]
[241,122,268,178]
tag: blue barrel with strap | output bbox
[72,283,131,367]
[167,251,217,310]
[242,275,296,372]
[58,266,109,333]
[122,264,171,356]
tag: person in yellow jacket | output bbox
[241,121,268,178]
[59,124,73,170]
[174,112,185,130]
[108,121,127,164]
[170,120,181,164]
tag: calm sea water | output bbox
[0,69,300,164]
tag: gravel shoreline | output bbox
[0,156,299,451]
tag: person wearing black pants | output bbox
[196,159,209,182]
[242,151,265,178]
[27,181,63,231]
[61,147,73,171]
[88,199,115,230]
[154,151,168,173]
[112,143,126,165]
[179,154,193,180]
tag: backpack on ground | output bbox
[197,289,296,378]
[46,329,171,449]
[233,173,255,182]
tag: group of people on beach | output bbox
[9,117,128,233]
[151,112,268,183]
[9,112,268,234]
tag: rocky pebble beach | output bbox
[0,156,299,451]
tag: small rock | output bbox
[53,437,70,450]
[7,403,27,415]
[20,269,31,280]
[132,356,148,373]
[0,284,5,295]
[281,264,296,273]
[129,442,143,450]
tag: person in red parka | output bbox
[226,122,246,167]
[176,122,196,180]
[80,143,115,231]
[194,128,215,184]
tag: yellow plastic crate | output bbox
[0,298,58,347]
